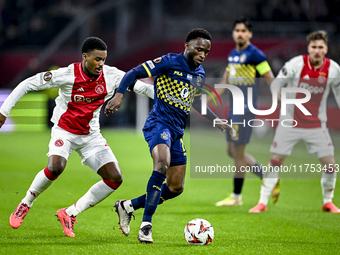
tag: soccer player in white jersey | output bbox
[249,31,340,213]
[0,37,154,236]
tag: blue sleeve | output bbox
[251,47,267,65]
[192,96,219,121]
[116,55,171,94]
[116,65,148,94]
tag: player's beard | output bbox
[236,41,246,48]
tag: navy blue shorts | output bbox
[226,112,256,144]
[143,121,187,166]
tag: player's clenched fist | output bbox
[105,92,124,116]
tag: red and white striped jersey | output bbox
[272,55,340,128]
[0,62,154,135]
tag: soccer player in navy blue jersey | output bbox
[208,17,280,207]
[105,28,234,243]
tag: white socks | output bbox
[258,169,336,205]
[21,169,54,207]
[232,193,242,200]
[259,171,279,206]
[123,200,134,214]
[321,171,337,204]
[66,180,114,217]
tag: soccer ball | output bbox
[184,218,214,245]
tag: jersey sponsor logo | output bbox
[174,71,183,76]
[166,94,191,107]
[147,60,155,69]
[299,82,324,94]
[95,84,105,94]
[181,87,189,98]
[43,72,52,81]
[74,95,85,102]
[74,95,94,103]
[54,138,64,147]
[161,131,168,140]
[153,57,162,63]
[302,74,310,80]
[77,87,84,91]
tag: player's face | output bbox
[308,40,328,66]
[185,37,211,68]
[82,49,107,76]
[232,23,252,49]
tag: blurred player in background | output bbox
[105,28,235,243]
[0,37,154,236]
[249,30,340,213]
[208,17,278,206]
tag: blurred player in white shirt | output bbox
[250,31,340,213]
[0,37,154,236]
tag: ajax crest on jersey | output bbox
[184,218,214,245]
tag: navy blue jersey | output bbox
[140,53,205,134]
[226,43,271,114]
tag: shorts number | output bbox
[180,138,187,156]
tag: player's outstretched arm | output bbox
[206,71,228,104]
[191,98,236,138]
[131,81,154,99]
[0,71,59,125]
[0,112,6,128]
[106,67,151,115]
[262,70,274,86]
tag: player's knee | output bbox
[155,161,169,175]
[169,184,184,194]
[227,145,234,158]
[47,162,65,176]
[104,168,123,184]
[112,172,123,184]
[227,149,234,158]
[270,154,285,165]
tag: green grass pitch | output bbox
[0,129,340,254]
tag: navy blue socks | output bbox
[142,171,166,223]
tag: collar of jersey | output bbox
[78,62,103,82]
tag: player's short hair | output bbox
[233,17,253,32]
[81,37,107,53]
[306,30,328,45]
[185,28,212,43]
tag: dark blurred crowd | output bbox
[1,0,340,50]
[0,0,105,48]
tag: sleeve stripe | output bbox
[256,61,271,75]
[142,63,152,77]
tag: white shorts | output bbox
[47,126,118,172]
[270,126,334,158]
